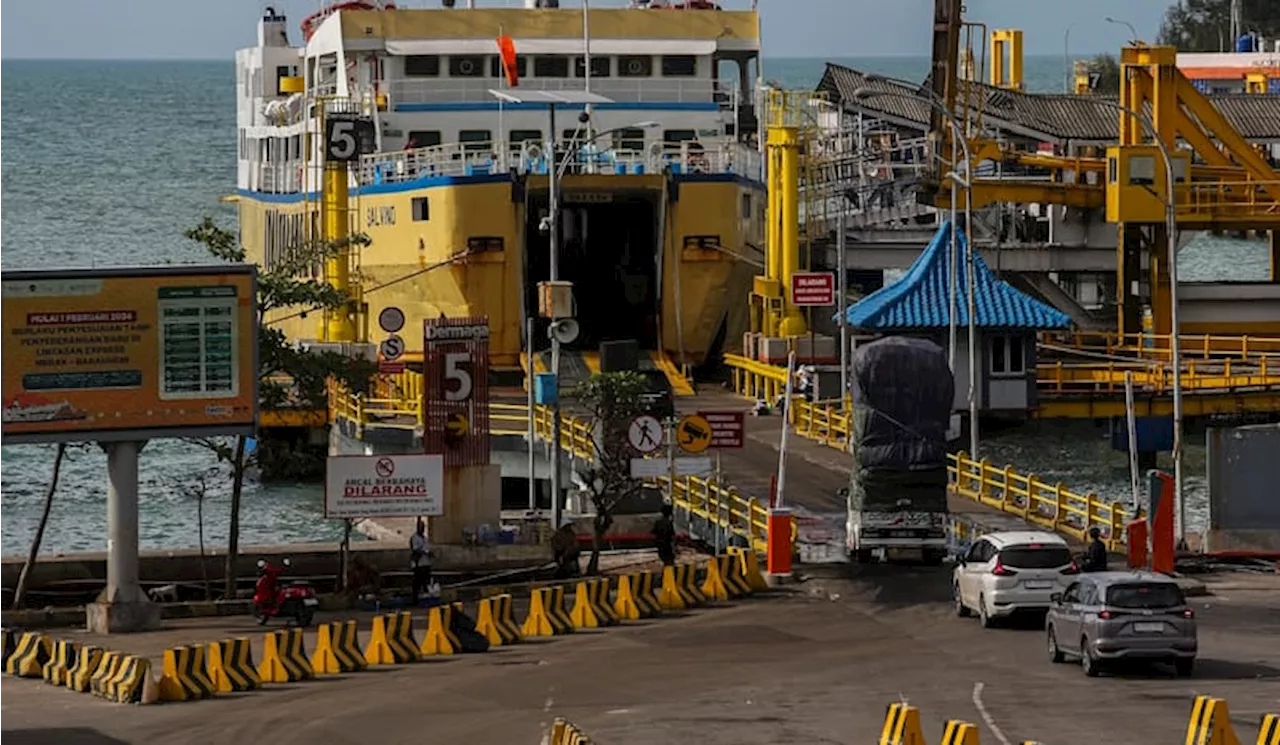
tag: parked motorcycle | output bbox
[252,557,318,627]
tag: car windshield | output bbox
[998,544,1072,569]
[1106,582,1186,609]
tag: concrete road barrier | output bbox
[634,572,663,617]
[657,566,686,611]
[940,720,981,745]
[548,586,575,633]
[4,631,50,678]
[208,637,261,691]
[258,629,310,683]
[700,557,730,601]
[719,553,753,597]
[363,614,398,666]
[569,581,603,629]
[158,645,217,701]
[309,623,347,676]
[1187,696,1280,745]
[334,619,367,671]
[1259,714,1279,745]
[89,651,122,697]
[68,645,104,693]
[728,547,769,591]
[388,610,422,663]
[420,606,457,656]
[520,589,555,638]
[42,638,77,687]
[880,702,926,745]
[475,597,507,646]
[493,594,522,643]
[548,717,593,745]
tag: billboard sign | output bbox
[325,453,445,518]
[423,316,490,467]
[1,266,259,444]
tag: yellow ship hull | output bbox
[239,172,764,370]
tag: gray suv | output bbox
[1045,571,1197,677]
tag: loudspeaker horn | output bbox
[547,318,580,345]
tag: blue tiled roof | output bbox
[837,222,1072,331]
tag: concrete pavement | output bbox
[4,567,1277,745]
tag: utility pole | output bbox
[837,106,849,400]
[548,103,563,530]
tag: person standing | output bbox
[410,519,433,600]
[652,503,677,566]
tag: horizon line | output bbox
[1,51,1117,63]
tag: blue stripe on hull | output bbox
[393,101,720,113]
[238,173,763,204]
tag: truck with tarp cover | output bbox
[844,336,953,564]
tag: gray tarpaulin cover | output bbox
[849,336,954,511]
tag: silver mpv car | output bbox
[1045,571,1197,677]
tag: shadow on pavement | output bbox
[4,729,132,745]
[1106,657,1280,681]
[837,563,955,607]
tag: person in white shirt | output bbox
[409,519,433,600]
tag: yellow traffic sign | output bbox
[676,414,712,454]
[445,412,469,439]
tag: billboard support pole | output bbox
[87,440,160,633]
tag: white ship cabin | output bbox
[235,1,764,195]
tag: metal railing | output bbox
[1176,180,1280,222]
[721,355,1132,548]
[1043,331,1280,359]
[1037,359,1280,394]
[358,139,763,186]
[386,76,730,106]
[328,373,787,554]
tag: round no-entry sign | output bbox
[378,306,406,334]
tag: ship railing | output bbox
[1036,359,1280,395]
[255,161,306,194]
[384,76,728,106]
[1041,330,1280,360]
[357,139,764,185]
[328,374,788,554]
[721,353,1131,550]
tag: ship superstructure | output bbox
[234,1,766,383]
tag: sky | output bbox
[1,0,1174,60]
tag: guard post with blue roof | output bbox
[839,221,1072,418]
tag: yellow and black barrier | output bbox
[940,720,981,745]
[1259,713,1279,745]
[89,651,122,697]
[679,563,707,606]
[657,565,686,611]
[68,645,104,693]
[258,629,313,683]
[569,581,603,629]
[1187,695,1280,745]
[612,574,642,621]
[42,638,78,687]
[494,594,522,643]
[106,654,159,705]
[592,579,619,626]
[728,546,769,591]
[548,717,593,745]
[634,572,662,617]
[364,613,398,665]
[880,702,927,745]
[2,628,15,668]
[548,586,575,633]
[158,644,217,701]
[520,588,555,638]
[208,637,261,691]
[420,605,459,656]
[389,610,422,662]
[476,596,513,646]
[719,553,753,597]
[5,631,50,678]
[700,556,730,601]
[334,619,368,670]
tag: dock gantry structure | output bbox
[789,0,1280,419]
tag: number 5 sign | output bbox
[324,115,374,163]
[423,316,491,467]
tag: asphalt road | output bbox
[4,568,1277,745]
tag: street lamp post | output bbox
[1087,98,1186,542]
[853,83,978,457]
[1105,17,1140,43]
[1063,25,1076,94]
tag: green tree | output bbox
[184,218,376,599]
[1158,0,1280,51]
[572,371,651,576]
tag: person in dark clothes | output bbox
[550,518,582,579]
[652,503,677,566]
[1081,526,1108,572]
[409,519,433,600]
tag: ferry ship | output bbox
[234,0,766,387]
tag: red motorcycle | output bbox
[252,558,318,627]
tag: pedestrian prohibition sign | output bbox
[627,415,663,454]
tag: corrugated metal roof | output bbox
[818,63,1280,142]
[839,222,1073,331]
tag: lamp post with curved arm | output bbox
[851,83,979,459]
[1085,97,1186,542]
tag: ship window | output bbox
[412,197,429,222]
[741,192,752,219]
[407,130,443,148]
[613,128,647,151]
[561,128,586,146]
[275,65,297,95]
[489,55,528,78]
[574,56,611,78]
[534,56,571,78]
[661,55,698,77]
[618,55,652,77]
[404,55,441,77]
[509,129,543,147]
[460,129,492,152]
[449,55,487,77]
[990,335,1027,376]
[663,129,697,143]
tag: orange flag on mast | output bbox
[497,34,519,87]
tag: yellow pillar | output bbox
[769,126,806,337]
[990,30,1024,92]
[320,161,356,342]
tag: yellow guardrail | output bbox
[1037,359,1280,395]
[1043,330,1280,359]
[722,355,1132,548]
[328,373,789,554]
